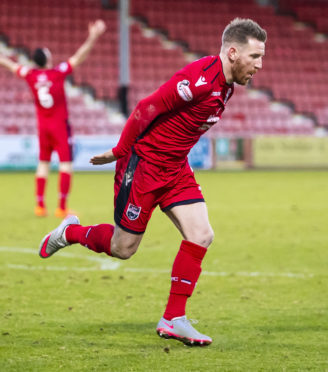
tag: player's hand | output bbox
[89,20,106,38]
[90,149,117,165]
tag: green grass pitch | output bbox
[0,170,327,371]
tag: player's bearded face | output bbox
[232,39,265,85]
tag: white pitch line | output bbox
[124,267,314,278]
[202,270,314,279]
[7,263,99,272]
[0,246,315,278]
[0,246,120,271]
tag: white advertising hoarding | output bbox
[0,135,211,171]
[0,135,119,171]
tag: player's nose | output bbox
[255,57,263,70]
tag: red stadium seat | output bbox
[0,0,323,135]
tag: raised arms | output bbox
[0,55,20,74]
[68,19,106,69]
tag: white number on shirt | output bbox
[37,86,54,108]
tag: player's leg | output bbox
[39,150,151,259]
[165,202,214,247]
[54,120,73,218]
[55,161,73,218]
[156,164,213,345]
[111,225,144,259]
[64,222,143,259]
[35,128,52,216]
[156,202,213,345]
[39,215,143,259]
[35,161,51,216]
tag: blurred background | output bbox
[1,0,328,171]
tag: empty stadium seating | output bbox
[280,0,328,34]
[211,85,314,137]
[128,23,187,110]
[0,0,123,135]
[130,0,326,130]
[0,0,325,138]
[0,0,119,101]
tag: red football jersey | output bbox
[17,62,73,125]
[134,56,234,167]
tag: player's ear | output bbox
[227,46,238,62]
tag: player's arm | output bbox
[90,90,168,165]
[68,20,106,69]
[90,71,195,165]
[0,55,20,74]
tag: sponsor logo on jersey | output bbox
[126,203,141,221]
[37,73,48,82]
[211,91,221,96]
[198,113,221,131]
[195,76,207,87]
[171,277,179,282]
[177,80,193,102]
[198,123,212,131]
[34,80,52,90]
[206,115,220,123]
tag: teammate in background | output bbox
[39,18,266,346]
[0,20,106,218]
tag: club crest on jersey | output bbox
[177,80,193,102]
[126,203,141,221]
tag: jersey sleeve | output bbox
[55,61,73,77]
[112,61,211,159]
[16,65,30,79]
[112,89,169,159]
[158,64,203,112]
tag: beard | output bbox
[232,58,252,86]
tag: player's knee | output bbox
[115,248,136,260]
[36,161,50,177]
[205,228,215,247]
[111,240,138,260]
[199,228,214,247]
[59,162,72,173]
[187,226,214,248]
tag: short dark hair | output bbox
[222,18,267,46]
[32,48,47,67]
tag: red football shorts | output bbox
[114,150,204,234]
[38,119,73,162]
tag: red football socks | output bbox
[36,176,47,208]
[58,172,71,210]
[65,223,114,256]
[163,240,207,321]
